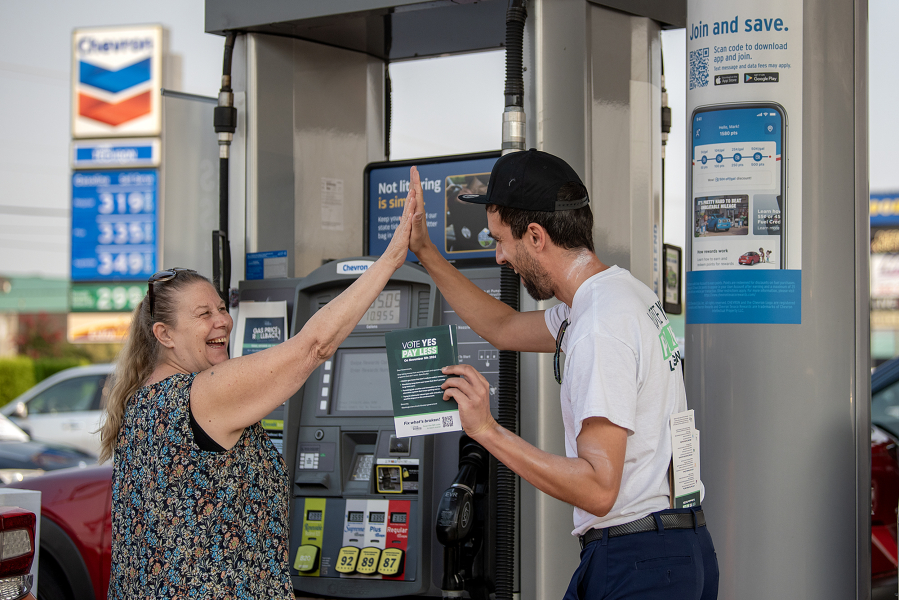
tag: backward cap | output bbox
[457,149,588,212]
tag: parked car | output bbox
[871,356,899,585]
[739,251,761,265]
[7,465,111,600]
[0,413,93,485]
[2,364,113,457]
[0,505,39,600]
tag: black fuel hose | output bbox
[213,32,238,303]
[502,0,527,154]
[504,0,527,108]
[495,2,527,597]
[496,264,520,600]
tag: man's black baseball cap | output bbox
[457,148,589,211]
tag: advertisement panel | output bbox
[71,169,158,282]
[871,191,899,228]
[69,283,147,312]
[365,153,500,262]
[71,138,161,169]
[686,1,802,324]
[871,220,899,324]
[72,25,163,138]
[67,312,131,343]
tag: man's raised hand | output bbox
[408,166,434,256]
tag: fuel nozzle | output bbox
[437,440,488,594]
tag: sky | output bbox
[0,0,896,279]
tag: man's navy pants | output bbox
[563,508,718,599]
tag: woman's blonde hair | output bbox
[98,270,211,463]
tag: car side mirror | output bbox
[13,402,27,419]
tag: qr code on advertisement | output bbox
[689,48,709,90]
[442,415,454,428]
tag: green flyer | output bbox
[385,324,461,437]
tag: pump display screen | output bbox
[690,104,786,270]
[390,513,407,524]
[358,290,402,326]
[369,512,385,524]
[307,510,323,521]
[333,350,393,413]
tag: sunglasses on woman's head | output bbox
[147,268,196,318]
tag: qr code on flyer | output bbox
[442,415,454,428]
[689,48,709,89]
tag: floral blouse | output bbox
[108,373,293,599]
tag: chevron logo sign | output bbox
[72,26,163,138]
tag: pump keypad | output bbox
[378,547,405,576]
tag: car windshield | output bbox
[0,413,29,442]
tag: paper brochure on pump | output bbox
[233,301,287,358]
[385,325,462,437]
[670,409,702,508]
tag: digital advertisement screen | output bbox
[365,153,500,262]
[691,104,785,270]
[333,350,393,413]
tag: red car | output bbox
[872,425,899,582]
[0,505,39,600]
[739,251,761,265]
[7,465,112,600]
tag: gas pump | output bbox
[286,258,446,597]
[281,149,520,598]
[208,1,677,597]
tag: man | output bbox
[406,150,717,599]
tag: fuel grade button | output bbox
[293,544,320,573]
[378,547,405,576]
[335,546,361,574]
[356,547,382,575]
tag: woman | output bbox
[100,181,418,598]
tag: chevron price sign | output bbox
[72,25,163,138]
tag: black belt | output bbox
[579,510,705,549]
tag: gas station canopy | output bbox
[205,0,685,59]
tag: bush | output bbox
[0,357,36,408]
[33,357,89,384]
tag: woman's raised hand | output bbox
[382,166,419,270]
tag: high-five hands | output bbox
[408,166,434,256]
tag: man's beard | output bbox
[514,247,555,301]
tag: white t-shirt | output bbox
[544,266,690,536]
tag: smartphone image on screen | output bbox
[690,103,787,270]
